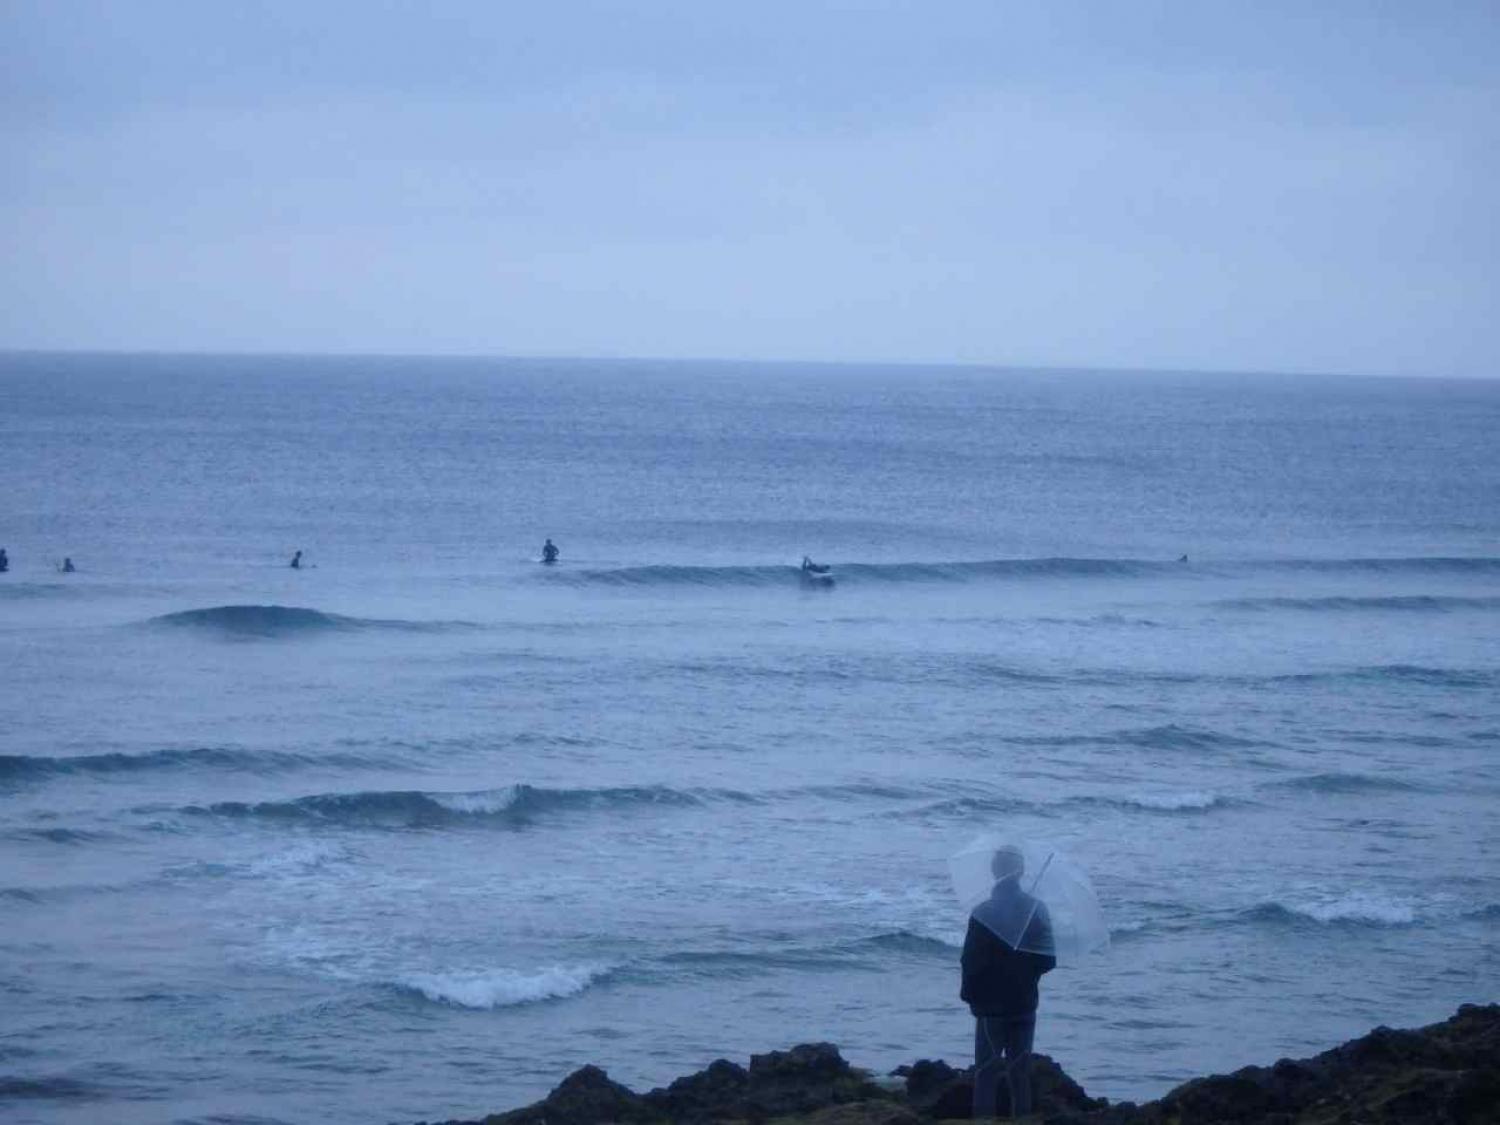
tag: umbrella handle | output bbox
[1029,852,1055,894]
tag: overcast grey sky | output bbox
[3,1,1497,375]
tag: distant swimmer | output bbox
[289,550,303,569]
[542,538,560,564]
[60,557,76,573]
[801,555,831,575]
[1178,554,1188,563]
[0,548,8,573]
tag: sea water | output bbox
[1,353,1497,1124]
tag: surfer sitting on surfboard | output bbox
[542,538,560,564]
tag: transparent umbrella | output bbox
[948,835,1109,964]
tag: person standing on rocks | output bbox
[960,844,1056,1119]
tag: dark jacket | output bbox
[960,889,1057,1017]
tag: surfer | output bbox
[60,557,76,573]
[1178,554,1188,563]
[801,555,830,575]
[289,550,303,569]
[542,538,559,564]
[0,547,8,573]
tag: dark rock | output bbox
[742,1043,891,1119]
[1133,1004,1500,1125]
[899,1059,958,1108]
[794,1104,926,1125]
[643,1058,750,1122]
[445,1003,1500,1125]
[481,1063,654,1125]
[898,1052,1100,1119]
[902,1058,969,1119]
[1032,1053,1103,1116]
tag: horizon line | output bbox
[0,346,1493,383]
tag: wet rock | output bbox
[643,1058,750,1122]
[440,1003,1499,1125]
[742,1043,892,1119]
[480,1063,653,1125]
[896,1052,1100,1119]
[1125,1003,1500,1125]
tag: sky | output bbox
[2,1,1497,377]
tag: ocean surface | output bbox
[2,352,1497,1124]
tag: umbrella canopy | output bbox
[948,835,1109,964]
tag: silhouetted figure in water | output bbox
[962,845,1056,1119]
[801,555,830,575]
[289,550,303,569]
[0,548,8,573]
[542,539,559,564]
[1178,554,1188,563]
[60,557,76,573]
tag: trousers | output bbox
[973,1014,1036,1119]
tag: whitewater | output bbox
[1,353,1497,1124]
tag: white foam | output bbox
[247,840,351,877]
[1283,892,1417,926]
[397,963,611,1009]
[431,787,522,814]
[1119,790,1222,811]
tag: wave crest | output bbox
[1246,893,1418,927]
[1071,790,1230,812]
[190,783,719,830]
[0,746,388,785]
[145,604,475,637]
[1266,772,1425,795]
[394,963,611,1009]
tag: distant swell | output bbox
[145,604,474,636]
[1269,664,1497,689]
[554,557,1161,589]
[0,1076,105,1101]
[0,746,391,784]
[188,783,727,830]
[1217,594,1500,613]
[1265,772,1426,795]
[1007,724,1266,753]
[544,555,1500,589]
[2,826,113,845]
[392,963,612,1009]
[1259,556,1500,575]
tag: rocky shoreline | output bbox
[417,1004,1498,1124]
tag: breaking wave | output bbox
[1245,893,1419,927]
[1069,790,1232,812]
[186,783,732,830]
[392,963,613,1009]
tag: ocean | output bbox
[1,352,1497,1124]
